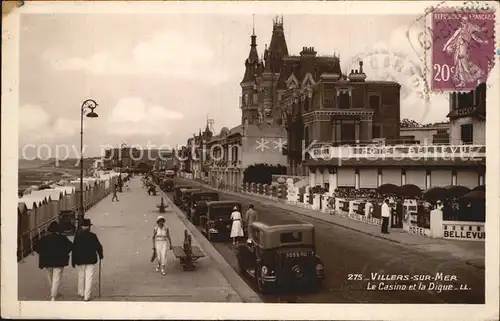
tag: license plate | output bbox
[286,252,312,258]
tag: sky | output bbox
[18,12,450,159]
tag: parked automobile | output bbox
[161,178,174,192]
[180,188,201,211]
[173,185,193,205]
[189,192,219,225]
[199,201,242,241]
[236,217,325,294]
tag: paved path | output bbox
[180,178,485,304]
[18,177,259,302]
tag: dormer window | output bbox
[302,73,315,88]
[337,89,351,109]
[286,74,299,89]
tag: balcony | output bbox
[307,143,486,160]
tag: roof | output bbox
[206,200,242,206]
[18,196,46,210]
[192,191,218,195]
[304,158,486,167]
[277,55,341,90]
[253,216,312,229]
[53,186,76,195]
[180,188,201,192]
[31,189,63,201]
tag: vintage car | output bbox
[180,188,201,211]
[173,185,193,205]
[199,201,242,241]
[161,178,174,192]
[236,217,325,294]
[188,191,219,225]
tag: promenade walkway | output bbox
[18,177,260,302]
[181,178,485,269]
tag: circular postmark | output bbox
[349,48,435,123]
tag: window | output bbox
[372,124,381,138]
[457,92,474,109]
[323,91,335,108]
[369,95,380,112]
[280,231,303,243]
[460,124,473,144]
[338,92,350,109]
[252,227,261,244]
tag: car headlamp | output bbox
[261,266,268,275]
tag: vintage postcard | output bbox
[2,0,499,319]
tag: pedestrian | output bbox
[33,221,73,301]
[152,216,172,276]
[381,199,391,234]
[244,204,258,240]
[365,200,373,219]
[230,206,244,246]
[112,183,119,202]
[72,219,104,301]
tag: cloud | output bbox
[19,104,50,132]
[53,118,81,136]
[19,104,84,142]
[347,25,449,124]
[46,30,230,84]
[107,97,183,137]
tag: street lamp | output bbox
[119,143,127,192]
[79,99,99,230]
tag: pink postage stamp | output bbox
[431,7,496,92]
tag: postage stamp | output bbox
[431,7,496,92]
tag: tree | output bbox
[243,163,287,185]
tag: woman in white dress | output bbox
[152,216,172,275]
[230,206,244,245]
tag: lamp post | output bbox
[119,143,127,192]
[79,99,99,230]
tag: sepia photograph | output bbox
[1,0,499,319]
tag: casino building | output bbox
[303,83,487,194]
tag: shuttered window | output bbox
[359,169,378,188]
[406,169,426,189]
[382,169,401,185]
[430,170,452,187]
[338,168,355,187]
[457,170,478,188]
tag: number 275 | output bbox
[434,64,455,82]
[348,274,363,280]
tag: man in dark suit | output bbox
[34,221,73,301]
[72,219,103,301]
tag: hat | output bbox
[82,219,92,227]
[48,221,60,233]
[157,215,165,222]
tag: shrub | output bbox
[243,163,287,185]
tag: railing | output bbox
[308,144,486,160]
